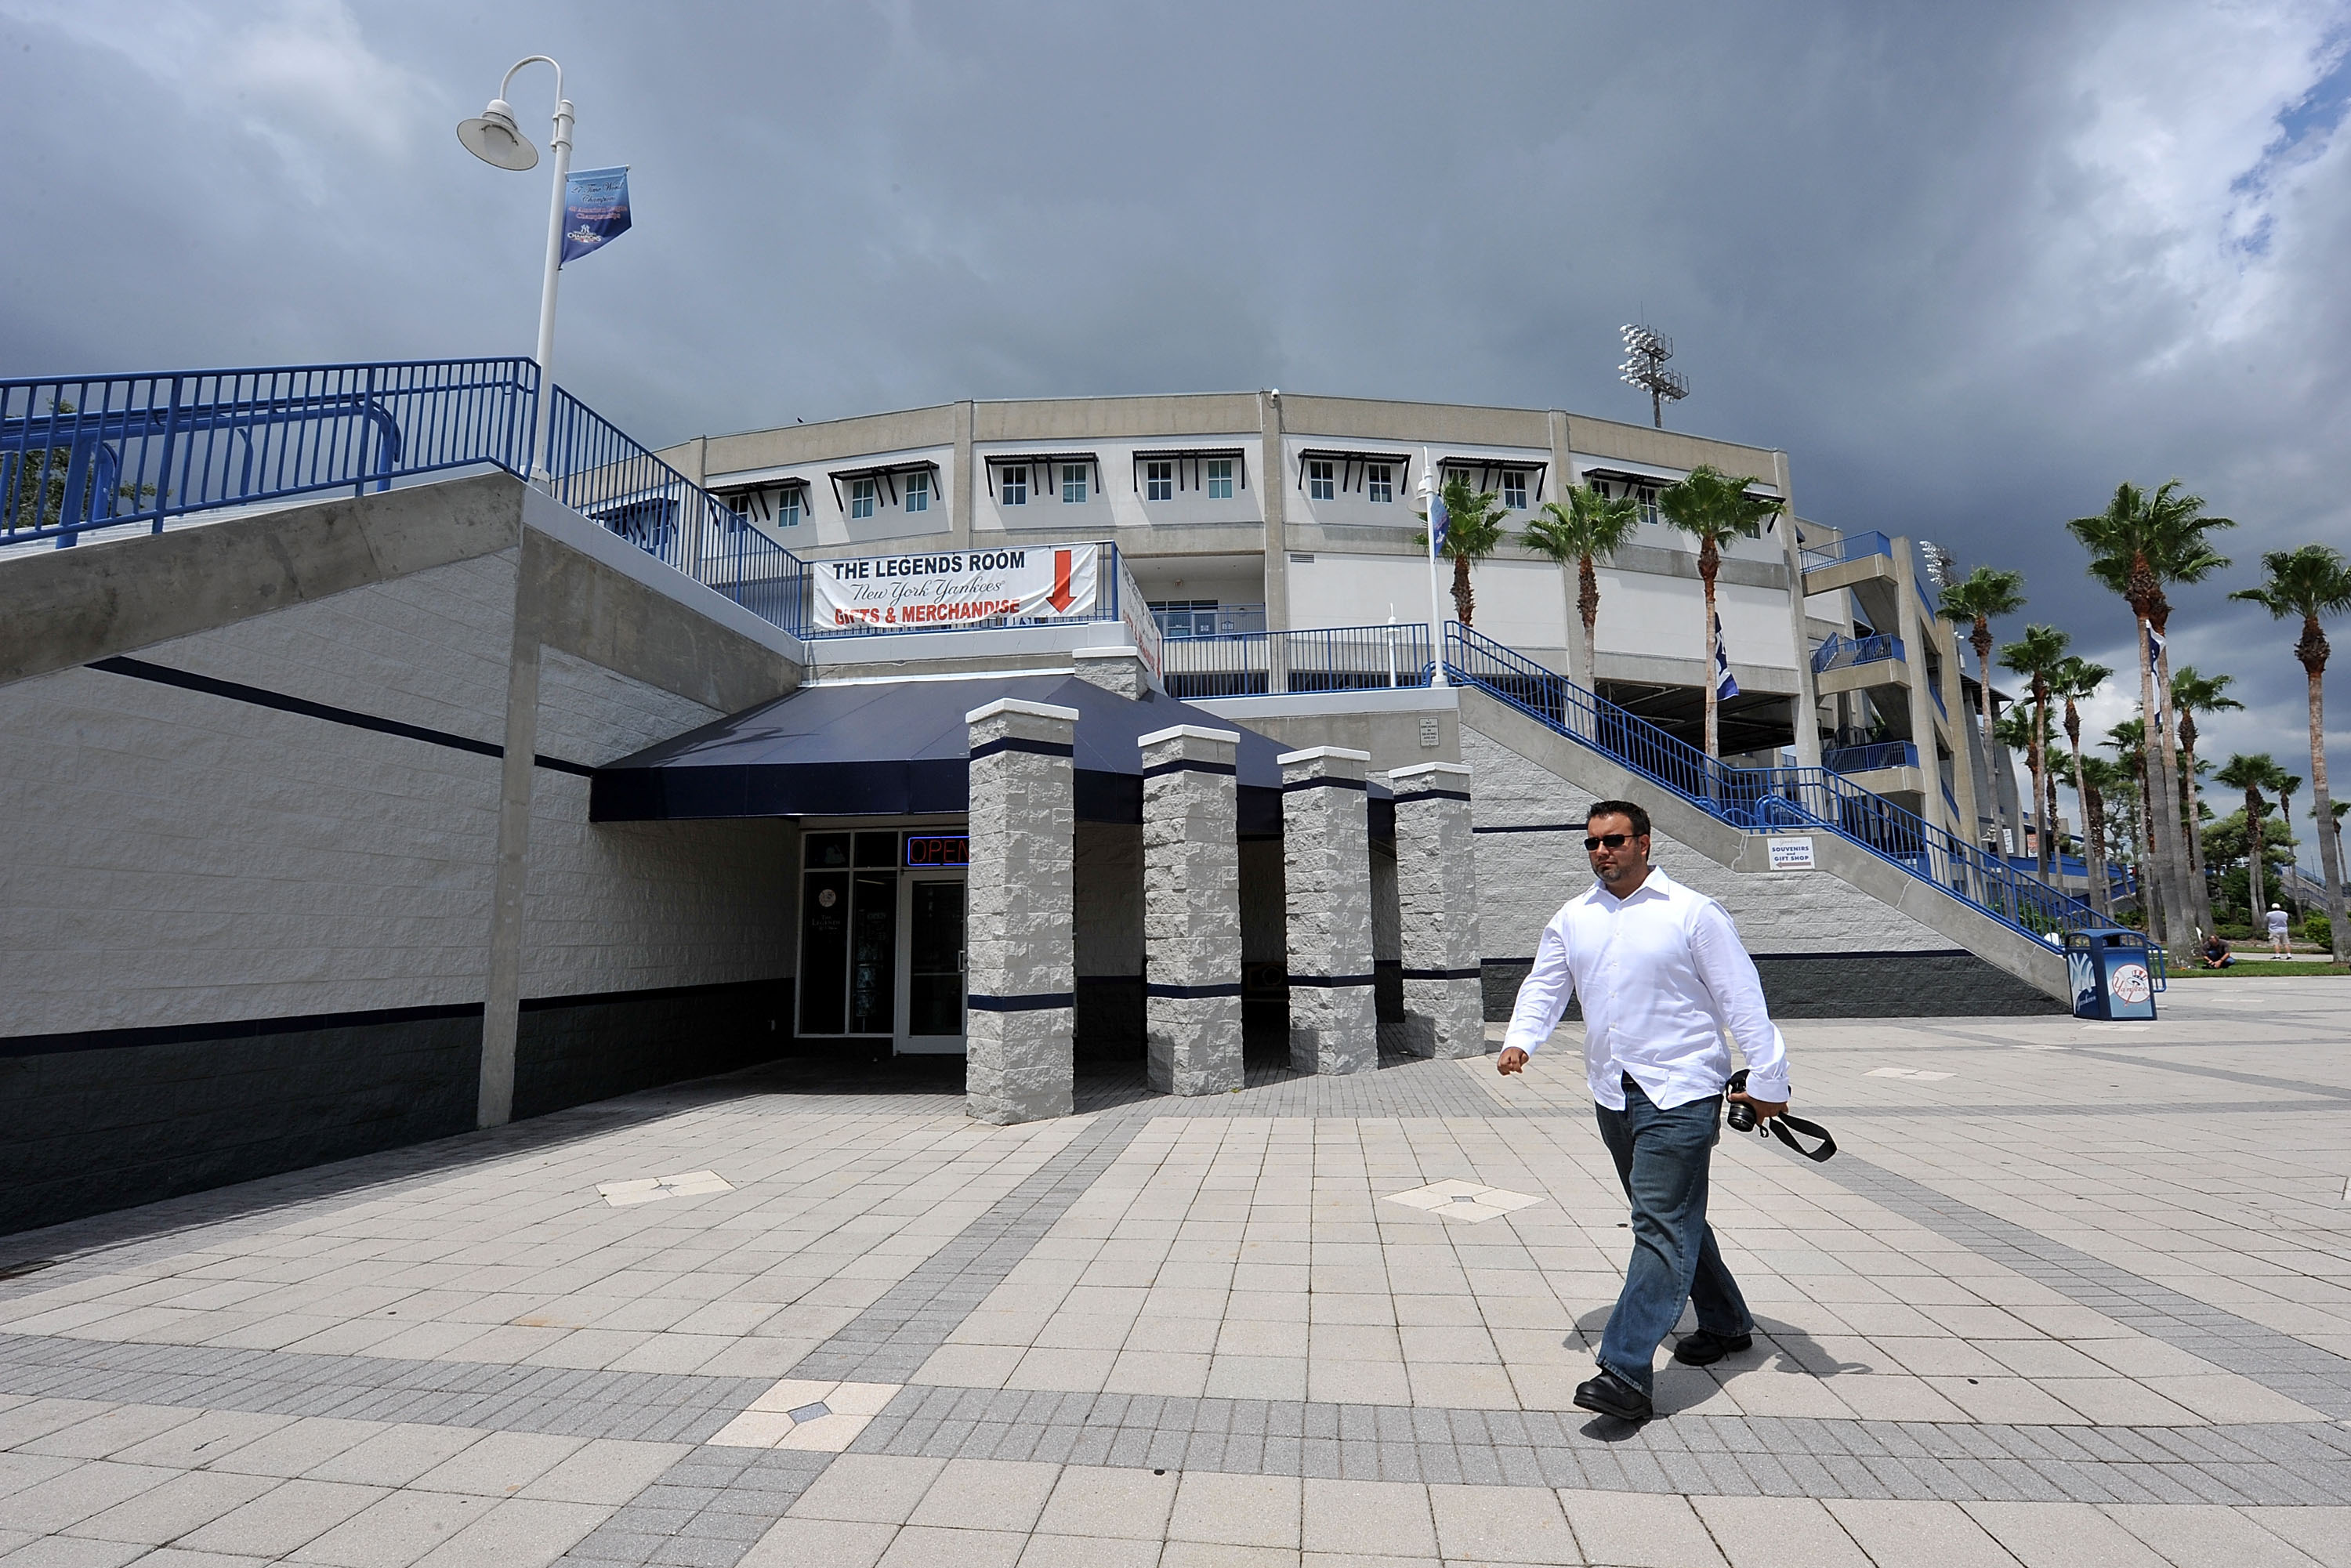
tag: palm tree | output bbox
[1657,464,1784,757]
[2079,752,2133,916]
[2230,545,2351,963]
[2052,655,2114,912]
[1995,704,2064,864]
[2214,753,2285,921]
[2107,719,2154,927]
[1998,625,2070,877]
[1414,473,1509,628]
[2069,480,2235,951]
[2168,666,2241,933]
[1522,483,1643,684]
[1936,566,2027,849]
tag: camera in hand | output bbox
[1725,1067,1757,1132]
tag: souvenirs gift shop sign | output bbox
[813,546,1101,631]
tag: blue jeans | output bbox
[1592,1075,1753,1394]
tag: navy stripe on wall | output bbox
[2,976,799,1059]
[1141,759,1237,780]
[969,736,1074,763]
[1473,821,1585,835]
[1282,775,1367,793]
[968,991,1076,1012]
[89,657,593,776]
[1401,965,1483,982]
[1288,972,1377,988]
[1145,980,1245,999]
[1390,788,1471,806]
[1480,949,1973,967]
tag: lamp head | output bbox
[457,99,538,170]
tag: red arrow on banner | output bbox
[1047,549,1076,612]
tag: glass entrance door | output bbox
[898,872,966,1054]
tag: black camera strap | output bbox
[1726,1069,1837,1161]
[1762,1114,1836,1162]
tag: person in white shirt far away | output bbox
[2268,904,2291,958]
[1496,798,1791,1424]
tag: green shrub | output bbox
[2304,913,2332,951]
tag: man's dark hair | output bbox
[1585,799,1652,838]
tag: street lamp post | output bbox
[1417,451,1449,689]
[457,56,574,486]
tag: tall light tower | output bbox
[1618,324,1688,429]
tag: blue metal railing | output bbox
[1825,741,1918,773]
[1161,623,1433,701]
[1810,632,1905,674]
[1799,531,1891,573]
[3,360,535,548]
[1443,622,2103,944]
[2,360,1165,650]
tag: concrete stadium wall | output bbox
[0,475,804,1235]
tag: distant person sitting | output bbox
[2200,933,2233,969]
[2267,904,2291,957]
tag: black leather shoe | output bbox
[1572,1369,1654,1422]
[1672,1328,1754,1366]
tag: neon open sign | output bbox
[904,835,969,868]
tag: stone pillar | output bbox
[1140,724,1244,1095]
[1073,646,1147,699]
[965,698,1079,1124]
[1281,746,1377,1075]
[1386,762,1484,1059]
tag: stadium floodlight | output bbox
[1617,323,1689,429]
[1921,541,1959,592]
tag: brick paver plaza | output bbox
[3,977,2348,1566]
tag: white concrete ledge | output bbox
[1277,746,1372,766]
[965,698,1082,725]
[1139,724,1241,748]
[1387,762,1471,781]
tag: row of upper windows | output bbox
[728,455,1563,527]
[1303,462,1535,509]
[999,458,1236,506]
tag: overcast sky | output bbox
[4,0,2348,791]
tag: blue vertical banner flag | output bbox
[2145,624,2166,676]
[1428,476,1449,550]
[560,166,631,266]
[1713,611,1741,698]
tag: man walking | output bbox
[2267,904,2291,958]
[1497,799,1791,1423]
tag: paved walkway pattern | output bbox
[2,976,2348,1566]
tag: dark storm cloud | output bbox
[3,0,2347,769]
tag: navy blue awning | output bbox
[588,674,1390,839]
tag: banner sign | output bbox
[560,166,632,266]
[812,545,1100,630]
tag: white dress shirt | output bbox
[1502,867,1791,1111]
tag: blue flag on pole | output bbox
[1713,612,1740,699]
[2145,624,2166,676]
[560,166,631,266]
[1428,480,1449,550]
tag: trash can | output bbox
[2064,928,2163,1020]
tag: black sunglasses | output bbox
[1583,832,1636,851]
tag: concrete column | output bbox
[1935,619,1978,838]
[965,697,1079,1124]
[1259,389,1289,634]
[1140,723,1244,1095]
[1281,745,1377,1075]
[479,530,549,1129]
[951,400,975,550]
[1386,762,1484,1059]
[1891,538,1943,820]
[1775,450,1824,770]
